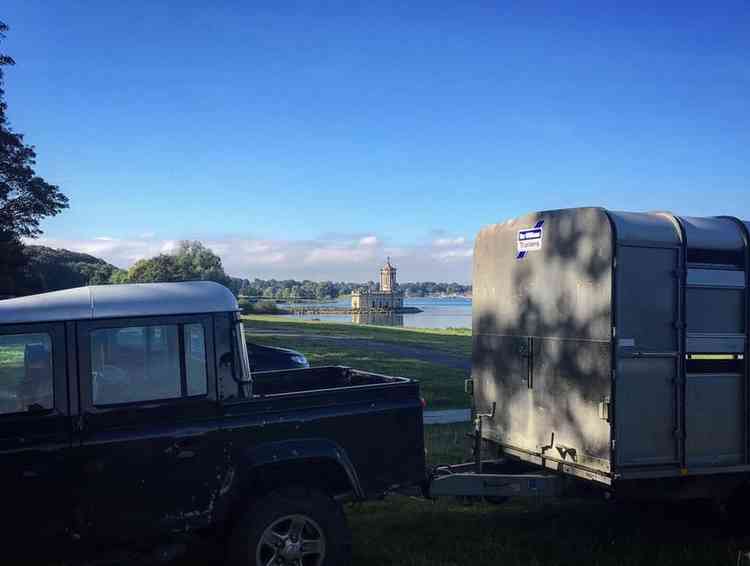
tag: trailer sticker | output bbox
[517,220,544,259]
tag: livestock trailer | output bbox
[430,207,750,502]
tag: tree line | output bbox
[232,279,471,300]
[15,243,471,299]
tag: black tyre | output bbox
[229,488,352,566]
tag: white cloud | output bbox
[29,230,474,283]
[433,236,466,247]
[432,248,473,260]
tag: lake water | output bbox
[278,297,472,329]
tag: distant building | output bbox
[351,258,404,311]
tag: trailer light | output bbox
[687,354,737,360]
[420,397,427,409]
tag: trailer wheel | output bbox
[229,488,352,566]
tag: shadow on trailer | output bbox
[428,207,750,506]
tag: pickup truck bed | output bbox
[226,366,425,501]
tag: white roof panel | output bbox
[0,281,238,325]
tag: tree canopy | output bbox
[20,245,122,294]
[0,22,69,296]
[124,241,232,288]
[231,278,471,300]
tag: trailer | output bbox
[429,207,750,503]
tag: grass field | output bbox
[424,421,472,465]
[243,315,471,356]
[348,425,747,566]
[243,315,471,409]
[348,495,747,566]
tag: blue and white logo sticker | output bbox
[516,220,544,259]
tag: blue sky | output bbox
[3,1,749,282]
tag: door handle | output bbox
[73,414,86,433]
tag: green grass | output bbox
[348,496,744,566]
[346,423,747,566]
[0,346,23,389]
[243,315,472,357]
[243,315,471,409]
[0,346,23,368]
[246,333,469,410]
[425,422,473,465]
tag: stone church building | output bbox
[351,258,404,311]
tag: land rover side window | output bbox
[0,333,53,415]
[90,323,210,405]
[184,323,208,396]
[91,325,182,405]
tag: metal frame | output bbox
[723,216,750,465]
[429,459,563,498]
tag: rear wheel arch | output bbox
[246,457,360,499]
[220,456,361,537]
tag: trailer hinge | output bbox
[598,397,611,422]
[73,415,85,433]
[611,438,616,451]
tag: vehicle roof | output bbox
[0,281,239,325]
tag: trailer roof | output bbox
[0,281,239,325]
[606,210,682,247]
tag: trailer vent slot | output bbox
[687,248,744,268]
[686,353,744,374]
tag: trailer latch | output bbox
[598,397,611,422]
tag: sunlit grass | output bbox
[247,334,469,409]
[243,315,472,357]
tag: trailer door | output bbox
[615,245,681,468]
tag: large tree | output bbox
[0,21,68,296]
[125,241,232,290]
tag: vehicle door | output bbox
[75,314,224,539]
[0,322,73,542]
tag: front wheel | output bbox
[229,488,352,566]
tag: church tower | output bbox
[380,257,397,293]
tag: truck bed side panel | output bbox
[222,378,425,498]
